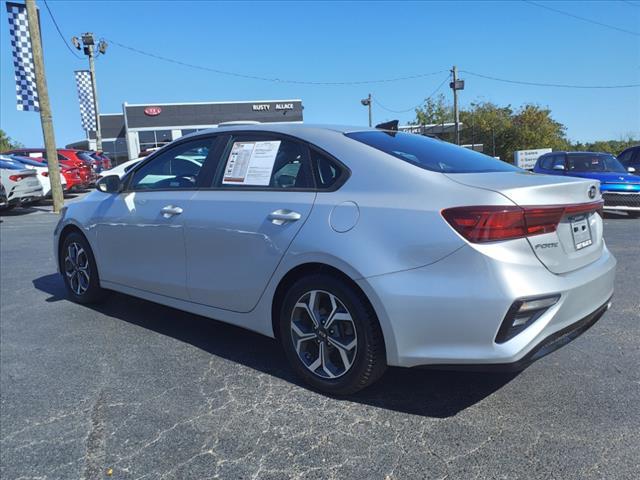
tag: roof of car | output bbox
[544,151,615,156]
[194,123,378,136]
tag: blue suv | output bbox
[534,151,640,218]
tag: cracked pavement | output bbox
[1,206,638,479]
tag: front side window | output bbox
[617,150,633,165]
[567,154,626,173]
[549,155,565,170]
[346,131,520,174]
[130,139,213,190]
[539,156,553,170]
[219,138,312,189]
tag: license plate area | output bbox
[570,214,592,250]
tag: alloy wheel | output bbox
[64,242,90,295]
[290,290,357,379]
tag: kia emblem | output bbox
[588,185,597,199]
[144,106,162,116]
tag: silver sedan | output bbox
[54,124,616,394]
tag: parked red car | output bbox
[60,166,84,191]
[2,148,93,188]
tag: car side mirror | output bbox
[96,174,122,193]
[628,166,636,173]
[553,164,565,171]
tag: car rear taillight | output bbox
[442,201,603,243]
[9,174,28,182]
[41,171,49,177]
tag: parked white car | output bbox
[55,124,616,394]
[4,154,67,197]
[97,158,141,179]
[0,157,44,209]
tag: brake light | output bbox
[9,174,28,182]
[442,201,603,243]
[41,171,49,177]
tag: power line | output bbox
[106,39,446,85]
[461,70,640,89]
[42,0,81,59]
[523,0,640,37]
[373,75,450,113]
[105,37,640,89]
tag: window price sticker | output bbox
[222,141,281,186]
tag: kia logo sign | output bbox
[144,106,162,116]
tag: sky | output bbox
[1,0,639,148]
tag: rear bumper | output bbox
[417,297,611,372]
[360,241,616,368]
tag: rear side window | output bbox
[345,131,519,174]
[311,149,344,189]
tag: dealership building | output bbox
[68,99,303,164]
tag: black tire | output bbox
[279,273,386,395]
[60,232,108,304]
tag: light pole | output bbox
[72,33,107,152]
[361,94,372,127]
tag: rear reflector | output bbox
[442,201,603,243]
[496,294,560,343]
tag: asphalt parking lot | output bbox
[1,201,639,480]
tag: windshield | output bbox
[0,159,25,170]
[7,155,41,167]
[568,154,627,173]
[345,131,520,173]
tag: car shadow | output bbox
[33,273,517,418]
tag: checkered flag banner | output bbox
[6,2,39,111]
[74,70,97,131]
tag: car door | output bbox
[95,137,218,299]
[183,133,316,313]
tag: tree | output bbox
[0,129,23,152]
[509,104,569,159]
[570,137,639,155]
[411,94,452,126]
[460,102,514,159]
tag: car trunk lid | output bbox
[445,171,604,274]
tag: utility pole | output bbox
[72,33,107,152]
[25,0,64,212]
[361,94,372,127]
[450,66,460,145]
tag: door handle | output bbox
[160,205,183,218]
[268,209,301,225]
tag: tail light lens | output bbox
[9,174,28,182]
[41,171,49,177]
[442,201,603,243]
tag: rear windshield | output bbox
[567,154,626,173]
[345,131,519,173]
